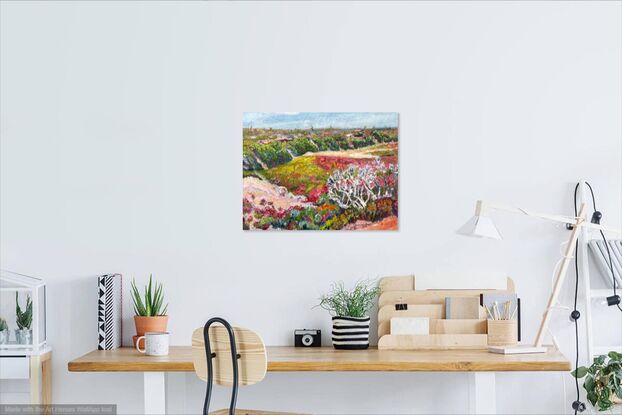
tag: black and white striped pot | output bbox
[331,316,370,350]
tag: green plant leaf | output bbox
[608,351,622,361]
[131,278,147,316]
[597,394,612,411]
[153,283,164,315]
[131,275,166,317]
[575,352,622,411]
[316,279,379,317]
[15,292,33,330]
[587,390,598,406]
[145,275,153,316]
[571,367,589,378]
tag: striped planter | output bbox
[331,316,370,350]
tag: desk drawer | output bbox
[0,356,29,379]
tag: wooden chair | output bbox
[191,317,304,415]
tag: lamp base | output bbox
[488,344,548,354]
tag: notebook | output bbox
[445,297,480,319]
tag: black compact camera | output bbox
[294,329,321,347]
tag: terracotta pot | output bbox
[133,316,168,348]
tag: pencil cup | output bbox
[487,320,518,346]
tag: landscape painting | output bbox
[243,112,399,231]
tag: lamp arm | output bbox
[477,200,621,236]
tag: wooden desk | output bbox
[69,346,570,414]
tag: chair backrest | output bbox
[191,324,267,387]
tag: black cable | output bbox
[584,182,597,212]
[572,183,586,415]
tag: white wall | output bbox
[1,1,621,413]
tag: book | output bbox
[97,274,123,350]
[445,297,480,319]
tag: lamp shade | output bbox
[457,215,502,240]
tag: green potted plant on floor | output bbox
[131,274,168,348]
[0,317,9,345]
[15,292,33,345]
[571,351,622,411]
[318,280,379,350]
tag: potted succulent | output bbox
[318,280,379,350]
[0,317,9,345]
[572,351,622,411]
[15,292,33,345]
[131,274,168,348]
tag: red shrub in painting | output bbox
[307,185,328,203]
[293,184,307,196]
[314,156,368,172]
[243,198,253,214]
[380,156,398,165]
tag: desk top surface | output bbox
[68,346,570,373]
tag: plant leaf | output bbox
[316,279,378,317]
[608,351,622,361]
[131,279,147,316]
[597,394,612,411]
[571,367,588,378]
[587,390,598,406]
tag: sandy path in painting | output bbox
[310,142,397,159]
[243,177,311,210]
[343,215,398,230]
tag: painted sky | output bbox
[243,112,398,129]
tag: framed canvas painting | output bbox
[242,112,398,231]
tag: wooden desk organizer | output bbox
[487,320,518,346]
[377,274,516,350]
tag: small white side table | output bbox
[0,347,52,405]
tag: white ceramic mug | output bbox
[136,332,169,356]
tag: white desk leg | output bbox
[144,372,166,415]
[468,372,496,414]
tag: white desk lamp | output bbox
[458,200,620,354]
